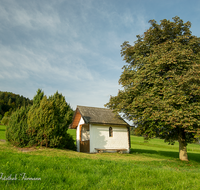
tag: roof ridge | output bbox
[77,105,109,110]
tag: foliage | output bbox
[0,91,33,119]
[32,88,44,106]
[6,89,75,150]
[6,106,31,147]
[130,126,136,135]
[106,16,200,160]
[27,91,75,149]
[1,109,13,126]
[1,116,9,126]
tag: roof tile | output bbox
[77,105,128,126]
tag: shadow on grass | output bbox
[0,129,5,131]
[130,148,200,163]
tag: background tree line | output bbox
[0,91,33,125]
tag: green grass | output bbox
[68,129,76,145]
[0,129,200,189]
[131,135,200,152]
[0,125,6,140]
[130,136,200,163]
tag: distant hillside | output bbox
[0,91,33,117]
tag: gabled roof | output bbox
[70,105,129,128]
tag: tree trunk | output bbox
[178,139,188,161]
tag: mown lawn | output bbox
[0,128,200,189]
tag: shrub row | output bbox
[6,89,76,150]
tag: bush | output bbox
[27,91,74,148]
[1,109,13,126]
[6,106,31,147]
[1,116,9,126]
[7,89,76,150]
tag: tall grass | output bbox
[0,129,200,189]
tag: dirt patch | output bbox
[16,147,38,152]
[0,139,6,142]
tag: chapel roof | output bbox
[71,105,129,128]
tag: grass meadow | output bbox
[0,125,200,189]
[0,125,6,140]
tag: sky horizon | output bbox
[1,0,200,110]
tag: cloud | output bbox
[0,0,152,109]
[0,43,96,82]
[0,0,61,31]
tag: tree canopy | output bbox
[106,16,200,161]
[0,91,33,123]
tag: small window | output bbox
[109,127,113,137]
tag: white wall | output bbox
[90,124,129,153]
[76,117,85,152]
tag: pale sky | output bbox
[0,0,200,110]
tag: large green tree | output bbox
[106,17,200,161]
